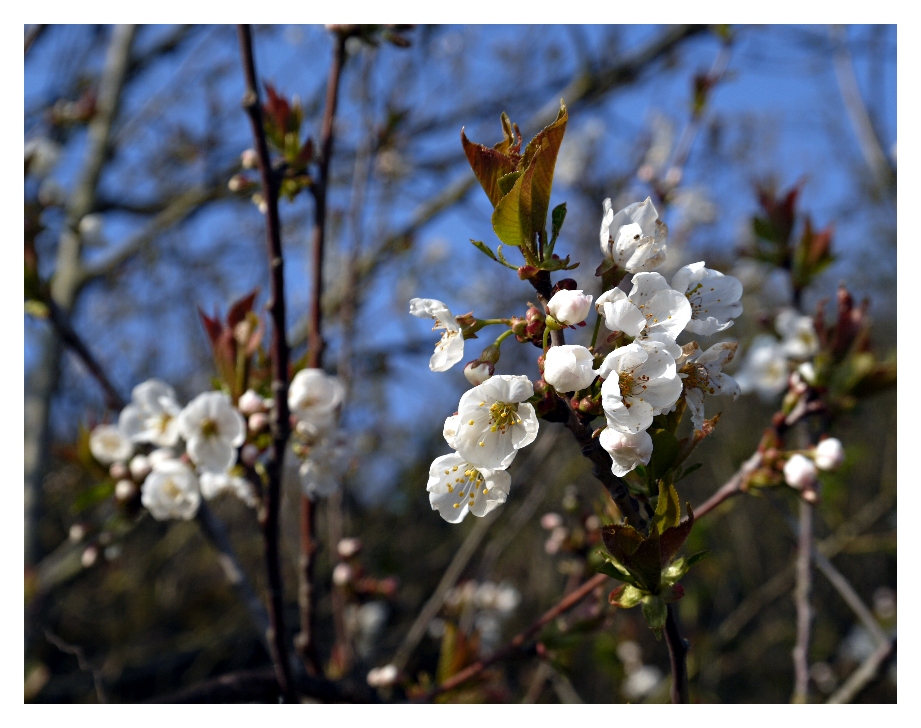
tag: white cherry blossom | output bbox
[671,262,743,336]
[453,375,539,469]
[599,428,653,477]
[776,309,819,359]
[299,433,349,500]
[178,391,246,473]
[599,197,667,273]
[89,424,133,464]
[118,379,183,447]
[288,368,344,431]
[677,341,741,431]
[596,273,690,342]
[141,460,200,520]
[599,339,682,434]
[543,345,597,393]
[734,335,789,400]
[547,289,593,326]
[200,468,257,507]
[409,298,465,372]
[443,414,461,447]
[427,453,511,523]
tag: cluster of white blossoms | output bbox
[734,308,820,400]
[287,368,348,500]
[411,197,748,519]
[89,380,253,521]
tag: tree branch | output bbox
[664,606,690,703]
[237,23,296,703]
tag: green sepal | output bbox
[652,482,681,535]
[609,584,645,609]
[642,595,668,639]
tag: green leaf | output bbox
[497,170,522,197]
[520,102,568,237]
[469,239,498,262]
[642,595,668,638]
[491,152,538,250]
[550,202,567,247]
[610,584,646,609]
[653,482,681,535]
[659,504,695,566]
[686,550,710,568]
[461,128,519,208]
[675,462,703,482]
[752,216,779,243]
[648,430,680,482]
[495,245,520,270]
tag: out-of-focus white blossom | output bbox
[599,339,682,434]
[596,272,690,342]
[129,454,151,481]
[783,453,818,490]
[178,392,246,473]
[776,309,819,359]
[288,368,343,433]
[540,512,563,530]
[238,389,266,416]
[734,335,789,400]
[332,563,354,586]
[453,375,539,469]
[119,379,183,448]
[141,460,200,520]
[671,262,743,336]
[814,438,844,471]
[200,468,256,507]
[89,424,133,465]
[409,298,465,372]
[599,197,667,273]
[109,461,129,480]
[599,428,653,477]
[366,664,399,688]
[299,433,349,500]
[114,479,137,501]
[25,137,62,177]
[78,214,106,247]
[544,345,597,393]
[337,537,362,559]
[547,289,593,326]
[148,447,175,469]
[427,453,510,523]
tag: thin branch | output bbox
[24,24,47,56]
[45,630,107,703]
[693,452,762,519]
[791,499,813,703]
[812,548,888,649]
[664,606,690,703]
[296,29,348,678]
[421,572,608,701]
[826,638,895,704]
[236,23,296,702]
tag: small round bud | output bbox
[540,512,563,530]
[332,562,353,586]
[813,438,844,471]
[367,664,399,688]
[241,443,259,467]
[464,360,494,386]
[109,461,129,480]
[240,149,259,169]
[547,289,593,326]
[114,479,138,502]
[238,389,266,416]
[248,412,269,433]
[337,537,363,559]
[69,524,86,543]
[81,545,99,568]
[228,174,247,192]
[129,454,151,481]
[783,453,818,490]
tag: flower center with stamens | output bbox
[200,418,218,438]
[450,467,487,509]
[489,401,521,433]
[163,478,181,499]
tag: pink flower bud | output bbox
[540,512,563,530]
[114,479,138,502]
[248,412,269,432]
[783,453,818,490]
[367,664,399,688]
[813,438,844,471]
[337,537,362,559]
[332,563,353,586]
[81,546,99,568]
[238,389,265,416]
[240,149,259,169]
[109,461,129,480]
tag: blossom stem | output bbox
[237,24,297,702]
[297,28,348,678]
[589,312,603,350]
[493,328,515,347]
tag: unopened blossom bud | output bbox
[109,461,129,480]
[240,148,259,169]
[599,428,653,477]
[337,537,363,559]
[115,479,138,502]
[249,412,269,433]
[238,389,265,416]
[129,454,151,481]
[240,443,259,467]
[783,453,818,490]
[81,545,99,568]
[548,289,593,326]
[148,448,175,469]
[544,345,598,393]
[585,514,601,531]
[69,524,86,543]
[540,512,563,530]
[814,438,844,471]
[464,360,494,385]
[228,174,248,192]
[367,664,399,688]
[332,562,353,586]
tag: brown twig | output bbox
[791,498,813,703]
[24,24,47,57]
[236,23,296,702]
[422,572,607,700]
[295,29,348,678]
[693,451,762,519]
[826,638,895,704]
[45,630,107,703]
[664,606,690,703]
